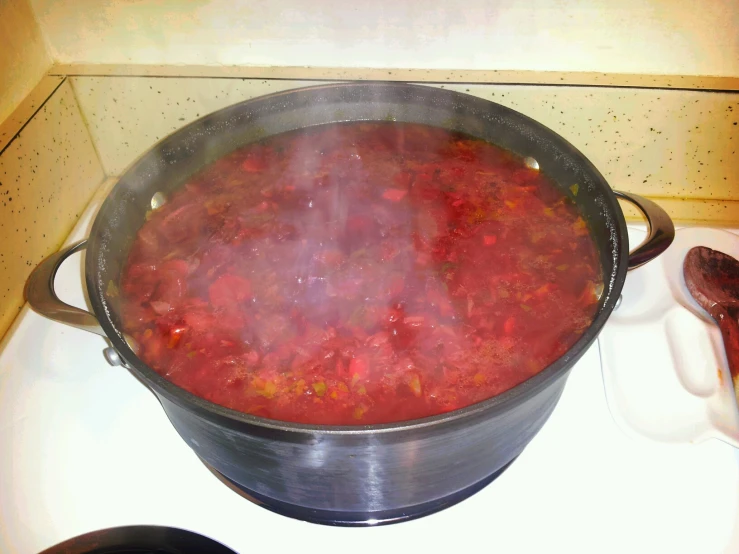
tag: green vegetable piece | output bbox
[106,280,119,298]
[440,262,457,275]
[570,183,579,196]
[347,306,366,328]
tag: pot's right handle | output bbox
[613,191,675,271]
[25,239,106,337]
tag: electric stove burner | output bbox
[39,525,236,554]
[202,457,516,527]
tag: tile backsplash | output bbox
[1,71,737,339]
[0,79,105,337]
[69,77,319,175]
[70,76,738,223]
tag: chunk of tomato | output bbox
[382,189,408,202]
[349,355,369,378]
[241,156,267,172]
[209,274,252,307]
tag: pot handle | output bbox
[24,239,107,337]
[613,191,675,271]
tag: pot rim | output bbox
[87,81,629,435]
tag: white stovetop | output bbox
[1,184,738,553]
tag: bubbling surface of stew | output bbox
[119,122,602,425]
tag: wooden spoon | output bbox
[683,246,739,388]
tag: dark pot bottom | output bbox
[39,526,236,554]
[202,457,517,527]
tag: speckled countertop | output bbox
[0,70,737,339]
[68,76,738,222]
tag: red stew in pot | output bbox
[119,122,602,425]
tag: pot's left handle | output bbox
[25,239,106,337]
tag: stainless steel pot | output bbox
[26,82,674,525]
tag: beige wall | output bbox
[0,0,52,123]
[30,0,739,77]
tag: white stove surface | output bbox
[1,186,738,553]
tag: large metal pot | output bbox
[26,83,674,525]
